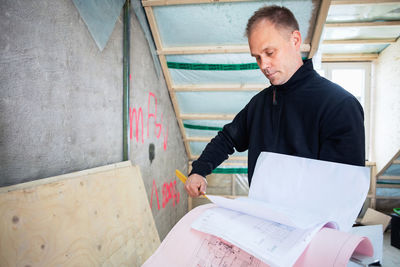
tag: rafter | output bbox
[322,53,379,62]
[180,114,236,120]
[173,84,265,92]
[325,21,400,27]
[323,38,397,45]
[309,0,332,59]
[158,44,311,55]
[142,0,255,7]
[331,0,400,5]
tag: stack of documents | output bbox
[143,152,374,267]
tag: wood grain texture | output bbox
[0,162,160,267]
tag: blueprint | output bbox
[190,236,263,267]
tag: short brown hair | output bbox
[245,5,299,37]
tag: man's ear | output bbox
[291,30,302,50]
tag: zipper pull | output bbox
[273,87,277,106]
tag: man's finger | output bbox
[200,181,207,195]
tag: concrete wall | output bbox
[129,8,188,240]
[371,39,400,172]
[0,0,187,241]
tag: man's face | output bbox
[249,20,302,85]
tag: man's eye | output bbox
[267,52,273,56]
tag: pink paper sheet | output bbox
[143,205,373,267]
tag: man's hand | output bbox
[184,173,207,198]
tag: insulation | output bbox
[321,44,389,54]
[153,0,315,47]
[327,3,400,23]
[323,26,400,40]
[177,91,257,114]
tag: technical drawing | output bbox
[190,236,265,267]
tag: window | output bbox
[316,62,371,160]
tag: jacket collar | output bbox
[274,59,315,92]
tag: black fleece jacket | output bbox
[191,59,365,185]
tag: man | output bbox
[185,6,365,197]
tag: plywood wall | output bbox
[0,162,160,266]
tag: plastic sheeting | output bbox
[72,0,125,51]
[177,91,257,114]
[183,120,230,137]
[167,54,268,85]
[321,43,389,54]
[327,3,400,23]
[376,188,400,198]
[382,164,400,176]
[153,0,315,47]
[323,26,400,40]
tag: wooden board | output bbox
[0,162,160,267]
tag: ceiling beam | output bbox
[158,44,311,55]
[325,21,400,28]
[189,161,248,166]
[185,137,212,142]
[142,0,255,6]
[309,0,332,59]
[190,155,247,161]
[323,38,397,45]
[180,114,236,120]
[331,0,400,5]
[173,84,265,92]
[322,53,379,62]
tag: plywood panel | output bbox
[0,162,160,267]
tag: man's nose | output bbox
[260,57,270,70]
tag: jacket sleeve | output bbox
[190,104,250,177]
[319,96,365,166]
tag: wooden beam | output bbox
[325,21,400,28]
[185,137,212,142]
[144,6,193,159]
[158,44,311,55]
[180,114,236,120]
[309,0,332,59]
[142,0,255,7]
[189,161,247,167]
[331,0,400,5]
[173,84,265,92]
[322,53,379,62]
[190,155,247,161]
[323,38,397,45]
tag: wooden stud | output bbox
[142,0,257,7]
[325,21,400,28]
[180,114,236,120]
[158,44,311,55]
[190,155,247,161]
[173,84,265,92]
[308,0,332,59]
[322,53,379,62]
[185,137,212,142]
[377,176,400,180]
[144,6,193,159]
[331,0,400,5]
[323,39,397,45]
